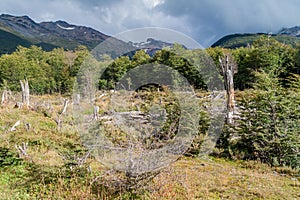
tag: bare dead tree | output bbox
[20,79,30,107]
[93,105,99,120]
[219,53,237,124]
[15,142,28,158]
[55,98,70,130]
[76,90,199,191]
[59,149,93,170]
[60,98,69,115]
[10,120,21,131]
[73,93,80,105]
[55,118,62,130]
[1,89,8,105]
[25,122,31,132]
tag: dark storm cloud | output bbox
[156,0,300,46]
[71,0,121,9]
[0,0,299,47]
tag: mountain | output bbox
[129,38,175,49]
[0,14,181,56]
[278,26,300,37]
[38,20,109,49]
[0,14,116,53]
[0,29,60,54]
[211,26,300,48]
[127,38,182,56]
[0,29,32,54]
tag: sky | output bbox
[0,0,299,47]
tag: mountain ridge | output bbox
[278,26,300,37]
[211,26,300,48]
[0,14,178,55]
[0,14,114,52]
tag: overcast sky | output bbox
[0,0,299,47]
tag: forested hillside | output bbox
[0,14,127,54]
[211,32,300,49]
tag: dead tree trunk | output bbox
[73,93,80,105]
[220,54,237,124]
[15,142,28,158]
[60,98,69,115]
[56,98,69,130]
[93,105,99,120]
[1,89,8,105]
[20,79,30,107]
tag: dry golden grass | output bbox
[149,157,299,200]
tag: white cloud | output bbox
[85,0,190,40]
[40,13,56,21]
[143,0,165,9]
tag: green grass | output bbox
[151,157,299,199]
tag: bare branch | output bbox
[1,89,8,105]
[15,142,28,157]
[10,120,21,131]
[60,98,69,115]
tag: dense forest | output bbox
[0,36,299,198]
[1,36,299,92]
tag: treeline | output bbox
[208,36,300,90]
[1,36,299,93]
[101,36,300,92]
[98,45,209,90]
[0,45,90,94]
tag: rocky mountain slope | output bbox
[0,14,114,53]
[0,14,178,56]
[278,26,300,37]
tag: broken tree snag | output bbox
[93,105,99,120]
[60,98,69,115]
[55,118,62,130]
[20,79,30,107]
[25,122,31,132]
[56,98,70,130]
[73,93,80,105]
[10,120,21,131]
[1,89,8,105]
[15,142,28,158]
[219,53,237,124]
[15,102,23,109]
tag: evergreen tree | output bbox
[229,71,300,169]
